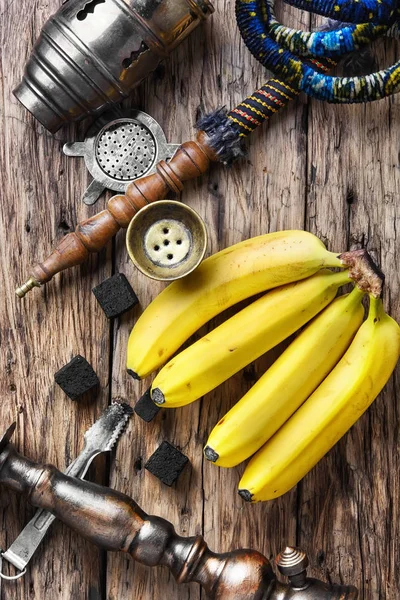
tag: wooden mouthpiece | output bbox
[16,132,218,298]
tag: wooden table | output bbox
[1,1,399,599]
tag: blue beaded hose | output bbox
[265,0,390,58]
[284,0,396,23]
[197,0,399,162]
[236,0,400,102]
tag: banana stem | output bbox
[348,285,365,301]
[325,251,345,268]
[339,249,384,297]
[367,294,383,322]
[332,269,354,287]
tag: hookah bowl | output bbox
[13,0,214,133]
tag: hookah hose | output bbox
[198,56,335,161]
[199,0,400,161]
[236,0,400,102]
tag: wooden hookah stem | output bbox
[15,75,306,298]
[15,132,217,297]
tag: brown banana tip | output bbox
[339,249,384,298]
[204,446,219,462]
[127,369,140,381]
[238,489,253,503]
[151,388,165,405]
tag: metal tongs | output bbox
[0,401,132,583]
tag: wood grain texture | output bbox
[0,2,112,599]
[1,1,399,600]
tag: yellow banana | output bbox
[151,269,350,408]
[239,296,400,503]
[127,230,343,379]
[204,287,365,467]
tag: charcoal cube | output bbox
[55,355,99,400]
[135,387,160,422]
[92,273,138,319]
[145,441,189,486]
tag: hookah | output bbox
[0,423,358,599]
[14,0,400,296]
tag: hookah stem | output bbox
[0,440,275,599]
[16,61,334,297]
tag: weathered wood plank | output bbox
[1,1,400,599]
[302,33,400,599]
[0,1,111,599]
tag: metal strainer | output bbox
[64,110,179,205]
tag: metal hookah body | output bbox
[14,0,214,133]
[0,425,357,600]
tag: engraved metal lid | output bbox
[13,0,214,132]
[126,200,207,281]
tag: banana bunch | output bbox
[204,287,365,467]
[150,269,349,407]
[126,230,400,502]
[238,295,400,502]
[127,230,342,378]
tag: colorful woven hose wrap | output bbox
[226,54,334,137]
[236,0,400,102]
[227,79,298,136]
[285,0,395,23]
[265,0,390,59]
[197,0,399,162]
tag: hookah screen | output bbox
[95,118,156,182]
[63,109,179,205]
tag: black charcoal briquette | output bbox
[145,441,189,486]
[54,355,99,400]
[92,273,138,319]
[134,387,160,422]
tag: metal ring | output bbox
[0,553,27,581]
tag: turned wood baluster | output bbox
[16,132,218,297]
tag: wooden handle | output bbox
[16,133,217,297]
